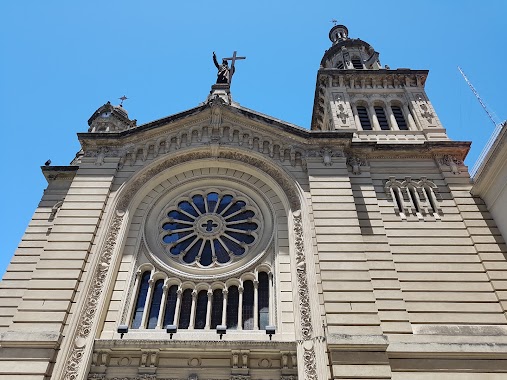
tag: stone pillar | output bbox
[237,286,243,330]
[253,280,259,330]
[221,289,228,326]
[403,103,417,130]
[189,290,197,329]
[386,104,399,130]
[205,290,213,329]
[173,289,182,326]
[156,283,169,329]
[369,104,381,130]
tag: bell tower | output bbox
[311,24,448,142]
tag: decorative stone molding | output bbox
[346,155,367,175]
[439,154,464,175]
[62,214,124,380]
[292,212,317,380]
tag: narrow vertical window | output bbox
[357,106,372,130]
[375,106,390,130]
[211,289,223,329]
[226,286,239,330]
[351,57,363,69]
[242,280,254,330]
[178,289,192,329]
[147,279,164,329]
[194,290,208,329]
[258,272,270,330]
[392,106,408,130]
[163,285,178,327]
[131,271,150,329]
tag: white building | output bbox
[1,24,507,380]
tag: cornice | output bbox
[94,338,296,350]
[41,165,79,183]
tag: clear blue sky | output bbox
[1,1,506,277]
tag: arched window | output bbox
[357,106,372,130]
[194,290,208,329]
[131,271,150,329]
[226,286,239,329]
[242,280,254,330]
[147,279,164,329]
[351,56,363,69]
[163,285,178,327]
[211,289,223,329]
[392,106,408,130]
[178,289,193,329]
[374,106,390,130]
[337,61,344,69]
[258,272,270,329]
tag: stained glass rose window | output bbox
[160,191,260,267]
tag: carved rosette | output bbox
[292,212,317,380]
[63,214,124,380]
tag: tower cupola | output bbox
[321,24,381,70]
[329,24,349,45]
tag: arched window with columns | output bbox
[129,270,273,331]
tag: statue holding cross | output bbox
[213,51,246,85]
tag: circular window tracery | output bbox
[160,191,260,267]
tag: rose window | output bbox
[160,192,260,267]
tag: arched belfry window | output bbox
[351,56,363,69]
[337,61,344,69]
[357,106,372,130]
[131,271,150,329]
[375,106,390,130]
[392,106,408,130]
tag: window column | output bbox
[368,104,381,130]
[351,104,361,129]
[237,286,243,331]
[403,103,418,130]
[253,280,259,330]
[269,272,274,326]
[205,289,213,329]
[387,105,399,130]
[221,289,228,326]
[156,283,169,329]
[173,288,182,326]
[189,290,197,329]
[140,278,154,328]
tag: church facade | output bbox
[2,24,507,380]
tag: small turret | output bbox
[87,101,137,133]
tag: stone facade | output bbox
[1,24,507,380]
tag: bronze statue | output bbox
[213,52,233,84]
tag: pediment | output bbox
[78,99,353,171]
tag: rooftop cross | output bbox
[118,95,128,106]
[223,51,246,84]
[330,19,338,26]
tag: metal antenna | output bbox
[458,66,507,177]
[458,66,499,127]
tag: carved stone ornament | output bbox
[280,376,298,380]
[346,155,367,175]
[336,104,349,124]
[230,376,250,380]
[439,154,463,175]
[292,212,318,380]
[209,97,224,130]
[63,214,124,380]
